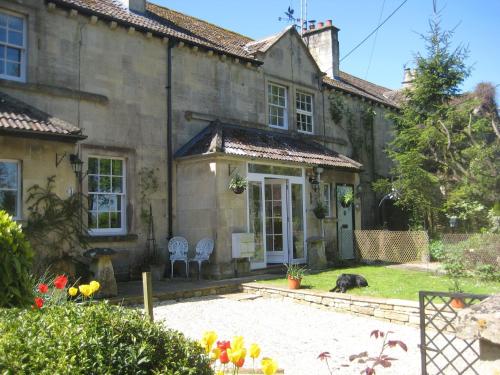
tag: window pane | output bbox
[0,15,6,27]
[248,181,264,265]
[99,176,111,192]
[6,61,19,77]
[8,16,23,31]
[291,184,304,259]
[0,60,3,74]
[274,218,282,234]
[7,30,22,46]
[98,212,110,228]
[0,27,5,43]
[0,162,17,189]
[110,212,121,228]
[6,47,19,62]
[112,159,123,175]
[99,159,111,175]
[88,158,98,174]
[0,190,17,216]
[88,195,97,211]
[98,195,117,211]
[112,177,122,193]
[88,212,97,229]
[88,175,98,192]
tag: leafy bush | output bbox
[429,240,445,261]
[0,210,34,307]
[0,302,212,375]
[474,264,499,282]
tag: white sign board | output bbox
[232,233,255,259]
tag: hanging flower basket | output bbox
[340,190,354,208]
[229,172,247,194]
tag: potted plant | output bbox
[313,201,328,219]
[285,263,306,289]
[449,278,465,309]
[229,172,247,194]
[340,190,354,208]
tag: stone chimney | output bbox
[402,68,415,88]
[118,0,145,14]
[302,20,340,79]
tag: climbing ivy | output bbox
[138,167,159,228]
[328,92,345,124]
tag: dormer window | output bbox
[296,91,313,133]
[0,11,26,82]
[268,83,288,129]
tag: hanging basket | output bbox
[231,186,246,194]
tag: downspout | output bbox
[167,40,173,239]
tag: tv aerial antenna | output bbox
[278,0,315,35]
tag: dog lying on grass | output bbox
[329,273,368,293]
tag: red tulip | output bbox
[217,340,231,350]
[38,283,49,294]
[53,275,68,289]
[34,297,44,309]
[236,357,245,368]
[220,350,229,364]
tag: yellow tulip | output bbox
[261,357,278,375]
[227,347,246,365]
[249,343,261,359]
[209,347,221,361]
[231,335,244,351]
[216,371,224,375]
[79,284,92,297]
[200,331,217,353]
[68,287,78,297]
[89,280,100,294]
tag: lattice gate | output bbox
[419,291,490,375]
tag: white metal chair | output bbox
[189,238,214,280]
[168,236,189,278]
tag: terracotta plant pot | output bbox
[450,297,465,309]
[287,276,302,289]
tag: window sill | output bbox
[85,234,138,243]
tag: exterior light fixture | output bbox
[69,153,87,183]
[449,216,458,229]
[309,175,320,192]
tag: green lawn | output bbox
[258,265,500,301]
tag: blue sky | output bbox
[156,0,499,97]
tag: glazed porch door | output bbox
[265,179,289,264]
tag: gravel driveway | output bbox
[155,294,421,375]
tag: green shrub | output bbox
[474,264,500,282]
[0,302,213,375]
[0,210,34,307]
[429,240,445,261]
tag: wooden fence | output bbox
[354,230,429,264]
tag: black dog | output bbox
[329,273,368,293]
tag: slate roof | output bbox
[53,0,398,106]
[175,122,362,170]
[0,92,86,141]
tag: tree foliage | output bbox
[374,14,500,233]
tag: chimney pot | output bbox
[302,28,308,33]
[326,20,333,26]
[317,22,324,28]
[309,24,315,30]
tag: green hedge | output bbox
[0,302,212,375]
[0,210,33,307]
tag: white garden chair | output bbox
[189,238,214,280]
[168,236,189,278]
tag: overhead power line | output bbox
[340,0,410,63]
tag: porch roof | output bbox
[174,122,362,171]
[0,92,86,142]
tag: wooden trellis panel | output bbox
[354,230,429,263]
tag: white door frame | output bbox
[247,163,307,268]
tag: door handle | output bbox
[342,224,348,228]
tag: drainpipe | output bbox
[166,40,173,239]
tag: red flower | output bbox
[53,275,68,289]
[219,350,229,364]
[217,340,231,350]
[38,283,49,294]
[236,357,245,368]
[33,297,44,309]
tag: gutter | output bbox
[166,39,173,239]
[0,128,87,143]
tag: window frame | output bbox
[0,159,21,220]
[87,156,127,236]
[267,82,288,129]
[296,91,314,134]
[322,182,332,218]
[0,9,27,82]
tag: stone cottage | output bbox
[0,0,399,279]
